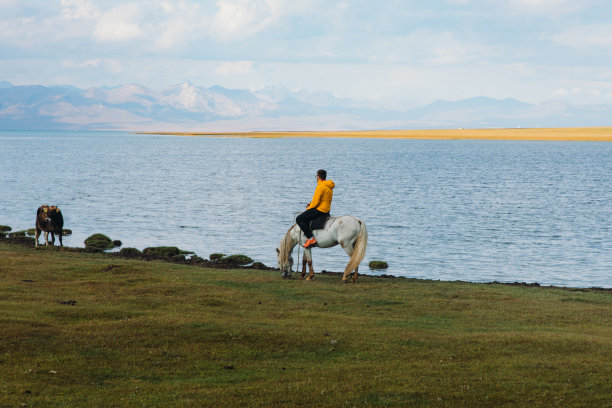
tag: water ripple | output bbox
[1,131,611,288]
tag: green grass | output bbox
[1,242,611,407]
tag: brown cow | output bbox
[35,205,64,247]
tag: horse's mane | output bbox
[278,224,296,265]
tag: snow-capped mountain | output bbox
[0,81,610,131]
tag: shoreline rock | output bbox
[0,225,609,290]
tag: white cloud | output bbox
[0,8,89,47]
[512,0,574,11]
[159,1,176,14]
[210,0,319,41]
[364,31,493,67]
[552,87,612,104]
[445,0,471,4]
[516,0,568,6]
[0,0,19,7]
[93,4,143,42]
[154,21,191,49]
[552,24,612,48]
[62,58,123,74]
[152,2,208,50]
[426,40,471,65]
[215,61,254,75]
[61,0,100,21]
[552,88,570,97]
[211,0,279,40]
[508,63,534,76]
[553,87,603,97]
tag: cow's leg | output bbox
[50,231,55,246]
[59,230,63,247]
[44,231,49,245]
[35,228,40,247]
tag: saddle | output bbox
[309,213,331,231]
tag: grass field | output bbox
[1,242,611,407]
[145,127,612,141]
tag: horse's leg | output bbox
[352,266,359,283]
[300,257,307,280]
[300,247,311,279]
[303,248,315,281]
[306,258,315,280]
[341,242,355,282]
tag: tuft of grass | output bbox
[1,242,610,407]
[142,247,194,261]
[143,246,179,259]
[369,260,389,269]
[209,253,225,261]
[118,247,144,259]
[84,233,116,251]
[216,254,253,266]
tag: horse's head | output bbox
[276,247,293,279]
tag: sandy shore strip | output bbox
[143,127,612,141]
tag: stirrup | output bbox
[303,238,317,248]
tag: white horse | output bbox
[276,215,368,282]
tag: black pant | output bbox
[296,208,327,239]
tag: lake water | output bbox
[1,130,611,288]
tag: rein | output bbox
[293,212,301,275]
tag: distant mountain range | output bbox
[1,81,610,131]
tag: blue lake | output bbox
[1,130,611,288]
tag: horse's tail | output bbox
[344,219,368,275]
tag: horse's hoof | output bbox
[305,276,313,281]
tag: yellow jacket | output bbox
[308,179,335,213]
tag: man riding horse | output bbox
[296,169,335,248]
[279,169,366,281]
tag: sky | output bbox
[1,0,611,107]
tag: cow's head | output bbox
[39,205,61,224]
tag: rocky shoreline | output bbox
[0,225,272,270]
[2,224,610,291]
